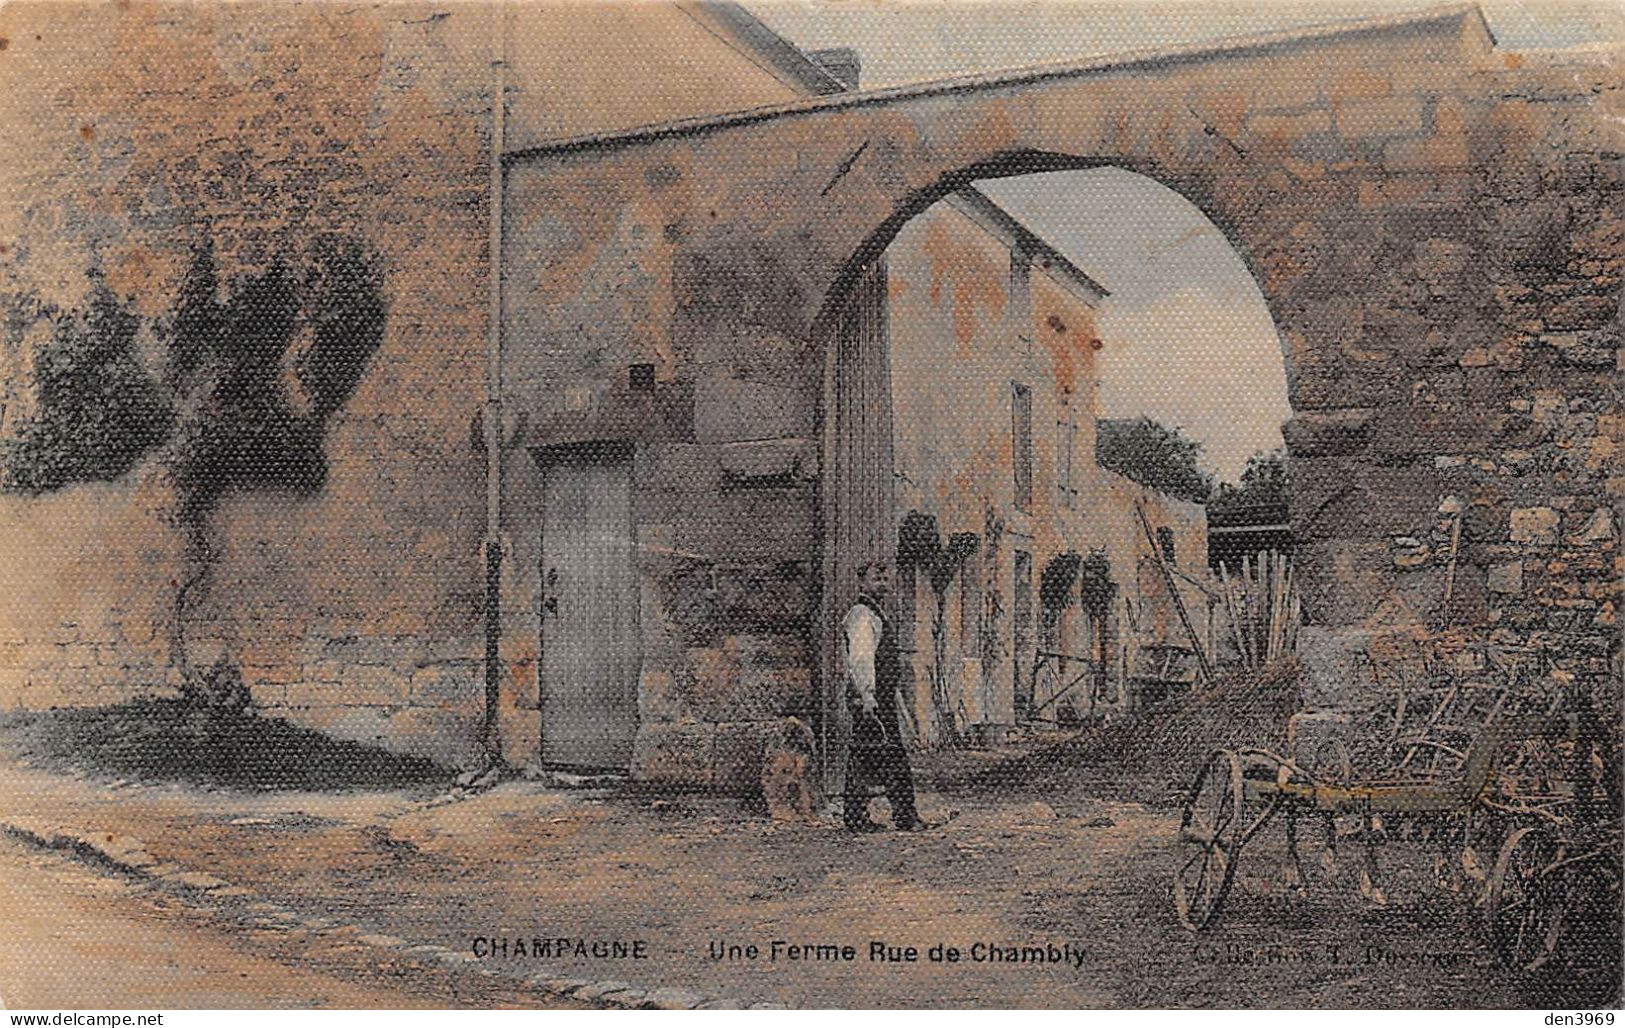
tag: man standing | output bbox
[843,559,927,833]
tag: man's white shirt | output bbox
[842,600,883,710]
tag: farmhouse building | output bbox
[876,187,1211,746]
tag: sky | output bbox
[976,169,1286,484]
[747,0,1623,481]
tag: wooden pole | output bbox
[1440,511,1463,627]
[1136,503,1214,684]
[1218,562,1249,670]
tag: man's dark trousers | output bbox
[844,596,920,828]
[845,696,919,827]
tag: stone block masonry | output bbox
[0,2,494,769]
[500,5,1622,764]
[1,3,1619,788]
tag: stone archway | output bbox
[495,5,1622,780]
[810,150,1292,787]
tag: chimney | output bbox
[808,47,860,90]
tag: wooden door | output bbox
[539,453,639,768]
[820,258,894,793]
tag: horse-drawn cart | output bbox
[1171,672,1621,975]
[1479,708,1622,973]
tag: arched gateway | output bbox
[492,5,1622,786]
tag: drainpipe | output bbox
[481,2,507,764]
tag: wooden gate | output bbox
[819,258,895,793]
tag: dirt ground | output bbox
[0,833,587,1010]
[4,707,1614,1009]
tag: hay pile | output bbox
[1101,658,1304,799]
[945,659,1304,804]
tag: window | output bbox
[958,562,980,656]
[1012,383,1033,512]
[1013,549,1034,713]
[1056,395,1079,510]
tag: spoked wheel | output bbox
[1486,826,1566,972]
[1173,749,1244,931]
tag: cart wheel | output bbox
[1485,826,1565,972]
[1174,749,1244,931]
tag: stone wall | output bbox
[1287,48,1623,710]
[0,1,495,767]
[501,8,1620,763]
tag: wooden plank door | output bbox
[539,454,639,768]
[820,257,894,793]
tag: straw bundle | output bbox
[1217,550,1299,671]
